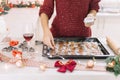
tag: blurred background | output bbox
[0,0,120,41]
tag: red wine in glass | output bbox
[23,33,34,41]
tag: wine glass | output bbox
[23,24,34,47]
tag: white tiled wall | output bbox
[90,14,120,46]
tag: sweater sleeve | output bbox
[89,0,101,12]
[39,0,54,19]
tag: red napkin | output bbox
[54,60,77,73]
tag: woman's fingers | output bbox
[43,37,54,49]
[48,41,54,49]
[51,37,55,49]
[85,22,94,27]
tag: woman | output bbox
[40,0,100,49]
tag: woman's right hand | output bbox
[40,13,55,49]
[43,29,55,49]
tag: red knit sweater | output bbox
[40,0,100,37]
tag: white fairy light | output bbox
[4,63,12,71]
[39,64,46,71]
[4,63,9,70]
[3,63,16,72]
[16,60,24,68]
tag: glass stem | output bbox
[27,41,31,47]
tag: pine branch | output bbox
[106,55,120,76]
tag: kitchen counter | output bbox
[0,37,119,80]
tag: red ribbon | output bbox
[54,60,77,73]
[0,57,2,62]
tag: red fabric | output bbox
[54,60,77,73]
[40,0,100,37]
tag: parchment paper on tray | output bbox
[43,37,111,59]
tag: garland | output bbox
[105,55,120,76]
[0,1,41,16]
[0,7,9,15]
[8,1,41,8]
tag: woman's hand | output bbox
[43,29,55,49]
[40,13,55,49]
[84,14,96,27]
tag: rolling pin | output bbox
[106,36,120,55]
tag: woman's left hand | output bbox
[84,14,96,27]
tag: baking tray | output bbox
[42,37,113,59]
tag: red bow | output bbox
[54,60,77,73]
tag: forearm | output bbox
[40,13,50,34]
[40,13,55,49]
